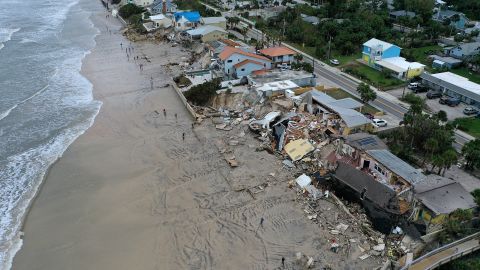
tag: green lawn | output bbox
[289,42,316,58]
[345,64,405,89]
[324,88,380,115]
[450,67,480,84]
[452,117,480,138]
[405,45,442,65]
[332,53,361,66]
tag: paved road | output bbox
[221,12,474,150]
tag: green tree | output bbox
[471,189,480,207]
[356,83,377,104]
[462,139,480,170]
[119,3,145,19]
[439,148,458,175]
[422,138,438,167]
[294,53,303,63]
[436,110,448,122]
[184,79,221,106]
[439,209,474,244]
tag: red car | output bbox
[364,113,374,120]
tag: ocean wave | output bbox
[0,71,55,122]
[0,28,20,51]
[0,102,101,270]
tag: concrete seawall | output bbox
[171,82,198,120]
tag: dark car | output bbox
[427,91,442,99]
[439,96,449,104]
[411,85,429,93]
[446,97,461,106]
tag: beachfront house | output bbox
[186,26,228,43]
[150,0,177,14]
[304,91,373,135]
[218,46,271,78]
[201,17,227,29]
[173,11,201,31]
[149,14,172,29]
[412,175,476,234]
[125,0,154,7]
[359,149,425,194]
[362,38,424,80]
[259,46,297,65]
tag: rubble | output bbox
[188,76,406,268]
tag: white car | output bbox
[372,118,388,127]
[330,59,340,65]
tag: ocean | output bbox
[0,0,102,268]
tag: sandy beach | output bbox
[12,2,383,270]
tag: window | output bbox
[374,163,387,176]
[227,60,232,63]
[241,68,245,71]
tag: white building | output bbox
[421,72,480,106]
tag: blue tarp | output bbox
[174,11,201,23]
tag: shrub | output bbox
[119,3,145,19]
[184,79,221,106]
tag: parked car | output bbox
[439,96,449,104]
[410,85,429,93]
[372,118,388,127]
[426,90,442,99]
[363,113,374,120]
[408,82,419,89]
[446,97,461,107]
[330,59,340,65]
[278,63,291,70]
[463,107,479,115]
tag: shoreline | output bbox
[13,2,384,270]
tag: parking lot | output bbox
[388,87,473,120]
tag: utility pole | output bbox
[402,66,411,98]
[328,35,332,60]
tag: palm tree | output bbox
[356,83,377,113]
[422,138,438,167]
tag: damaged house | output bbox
[331,134,426,217]
[412,175,477,234]
[303,91,373,135]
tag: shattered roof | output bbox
[186,25,226,36]
[414,175,476,215]
[308,91,371,128]
[334,162,399,212]
[366,150,426,185]
[346,133,388,151]
[328,98,363,109]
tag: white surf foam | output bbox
[0,28,20,51]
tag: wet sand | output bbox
[13,2,383,270]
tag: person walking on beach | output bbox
[163,109,166,117]
[182,132,185,141]
[174,113,177,119]
[120,42,123,49]
[260,217,264,227]
[191,123,195,129]
[150,76,153,89]
[281,257,285,268]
